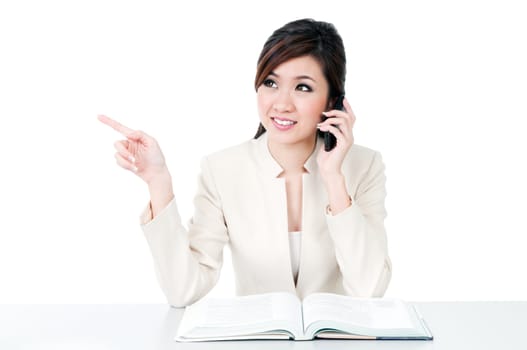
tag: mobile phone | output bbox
[322,95,345,152]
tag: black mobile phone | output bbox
[322,95,345,152]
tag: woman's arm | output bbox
[315,100,391,297]
[325,151,392,297]
[99,115,227,306]
[141,157,229,307]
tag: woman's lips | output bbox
[271,117,297,131]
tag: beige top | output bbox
[140,133,391,307]
[289,231,301,285]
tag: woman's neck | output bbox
[267,135,317,174]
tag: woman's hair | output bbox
[254,18,347,139]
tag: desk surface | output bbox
[1,302,526,349]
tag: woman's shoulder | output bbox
[349,143,382,159]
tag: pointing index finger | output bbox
[97,114,135,137]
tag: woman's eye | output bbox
[263,79,277,88]
[296,84,312,92]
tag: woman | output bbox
[99,18,391,307]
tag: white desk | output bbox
[1,302,526,349]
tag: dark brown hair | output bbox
[253,18,346,138]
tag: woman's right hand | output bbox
[98,114,169,185]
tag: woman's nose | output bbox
[272,90,294,113]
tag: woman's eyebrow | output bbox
[268,71,317,82]
[296,75,317,82]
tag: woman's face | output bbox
[257,55,329,147]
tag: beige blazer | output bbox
[141,133,391,307]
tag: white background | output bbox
[1,0,526,303]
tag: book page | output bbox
[302,293,416,332]
[177,292,303,340]
[197,292,300,327]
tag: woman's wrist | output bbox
[321,170,344,186]
[323,173,352,215]
[146,166,171,187]
[147,168,174,217]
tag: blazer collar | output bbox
[255,132,321,178]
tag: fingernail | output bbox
[129,156,135,163]
[132,166,138,173]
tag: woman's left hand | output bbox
[316,97,356,181]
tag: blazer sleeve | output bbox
[325,151,392,297]
[140,156,228,307]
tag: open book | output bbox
[175,292,433,342]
